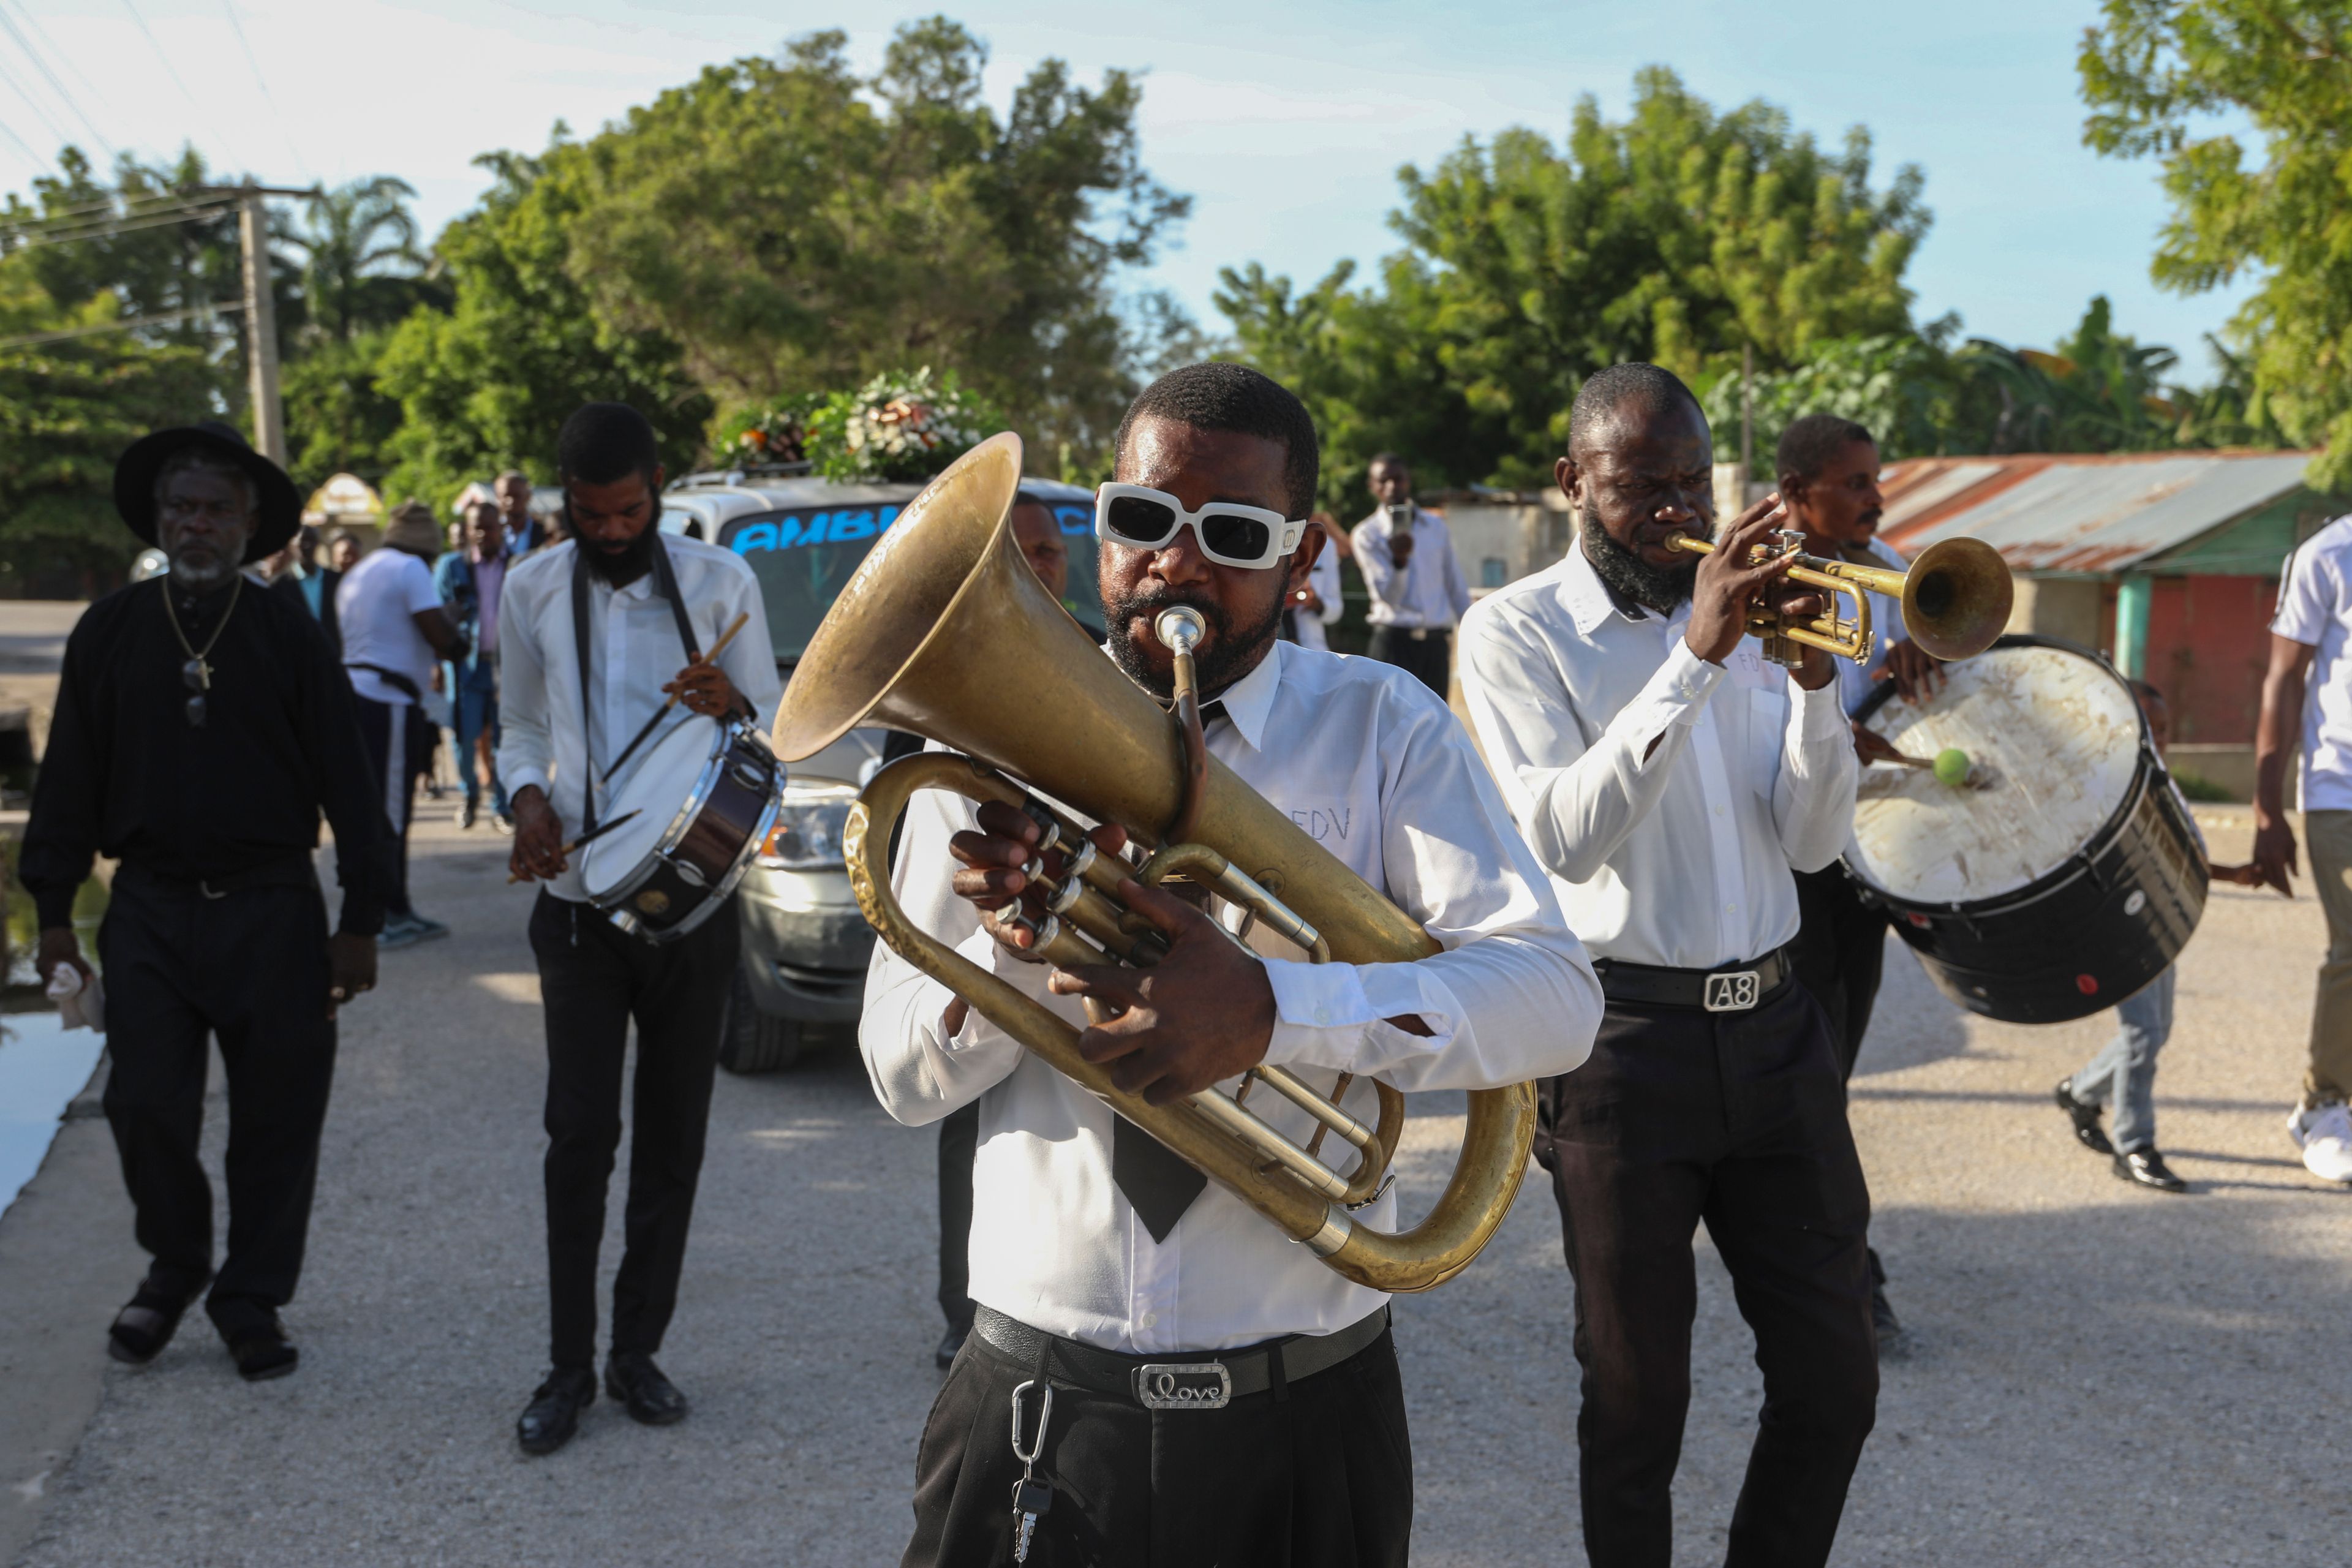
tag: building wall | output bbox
[2144,574,2278,745]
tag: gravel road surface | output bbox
[5,809,2345,1566]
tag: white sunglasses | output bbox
[1093,483,1308,570]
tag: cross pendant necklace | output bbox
[160,573,242,728]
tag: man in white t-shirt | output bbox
[2256,516,2352,1184]
[339,502,464,948]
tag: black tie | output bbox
[1107,698,1226,1240]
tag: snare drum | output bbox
[1847,635,2207,1024]
[581,715,784,943]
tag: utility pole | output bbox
[221,182,318,467]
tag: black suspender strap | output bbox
[649,533,701,664]
[570,547,598,834]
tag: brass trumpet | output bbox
[772,433,1537,1294]
[1664,529,2014,668]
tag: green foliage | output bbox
[273,176,434,347]
[0,260,216,593]
[554,20,1188,470]
[2079,1,2352,483]
[374,147,712,507]
[1703,296,2277,474]
[1220,69,1929,510]
[710,393,825,472]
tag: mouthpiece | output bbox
[1155,605,1207,655]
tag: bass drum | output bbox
[1847,635,2207,1024]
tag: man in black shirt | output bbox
[22,422,387,1382]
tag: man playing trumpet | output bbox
[1459,364,1872,1568]
[863,362,1600,1567]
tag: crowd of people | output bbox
[16,354,2352,1567]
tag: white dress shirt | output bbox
[862,640,1600,1353]
[1351,505,1471,630]
[2272,513,2352,812]
[1457,537,1857,970]
[1289,542,1345,652]
[495,537,782,903]
[1834,536,1911,717]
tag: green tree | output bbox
[2079,0,2352,481]
[0,260,215,592]
[556,20,1188,466]
[1221,69,1929,508]
[375,146,711,506]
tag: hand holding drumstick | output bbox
[664,610,752,719]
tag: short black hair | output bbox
[1114,362,1319,520]
[1567,363,1706,460]
[1367,451,1406,472]
[1777,413,1877,484]
[556,402,661,488]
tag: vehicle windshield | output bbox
[717,496,1104,663]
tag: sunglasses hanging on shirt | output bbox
[159,574,242,729]
[1093,483,1308,570]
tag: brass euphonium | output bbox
[1664,528,2015,668]
[772,433,1538,1294]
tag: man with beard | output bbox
[1776,413,1941,1344]
[864,361,1600,1567]
[496,402,780,1455]
[1458,364,1872,1568]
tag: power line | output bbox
[0,6,115,159]
[0,50,72,156]
[0,299,243,352]
[216,0,304,179]
[2,201,241,249]
[0,0,123,132]
[11,184,254,223]
[2,190,242,238]
[115,0,244,173]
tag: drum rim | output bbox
[1847,632,2159,916]
[583,717,762,907]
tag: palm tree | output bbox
[275,176,423,345]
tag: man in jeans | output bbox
[436,498,512,831]
[2256,514,2352,1184]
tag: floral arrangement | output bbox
[804,367,1005,484]
[710,394,823,473]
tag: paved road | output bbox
[2,809,2346,1566]
[0,603,84,677]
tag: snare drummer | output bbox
[496,402,780,1455]
[1459,364,1874,1568]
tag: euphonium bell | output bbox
[772,432,1538,1294]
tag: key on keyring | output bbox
[1008,1378,1055,1564]
[1011,1476,1054,1562]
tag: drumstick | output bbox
[602,611,755,782]
[505,809,642,883]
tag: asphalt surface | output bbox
[2,807,2346,1566]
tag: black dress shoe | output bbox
[2055,1079,2115,1155]
[107,1271,210,1365]
[1866,1247,1902,1349]
[223,1314,299,1382]
[518,1367,596,1455]
[935,1321,971,1370]
[2113,1147,2189,1193]
[605,1351,688,1426]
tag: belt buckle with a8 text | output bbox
[1703,970,1760,1012]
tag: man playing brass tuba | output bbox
[862,363,1600,1567]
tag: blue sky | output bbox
[6,0,2253,379]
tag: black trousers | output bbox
[908,1325,1412,1567]
[1364,626,1450,697]
[353,695,434,919]
[1537,981,1877,1568]
[97,867,337,1335]
[938,1101,979,1331]
[530,891,737,1370]
[1788,865,1891,1082]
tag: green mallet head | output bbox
[1932,747,1972,786]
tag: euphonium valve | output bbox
[772,432,1539,1294]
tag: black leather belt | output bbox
[970,1305,1389,1411]
[117,856,318,901]
[1594,948,1792,1012]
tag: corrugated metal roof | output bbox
[1876,451,2313,573]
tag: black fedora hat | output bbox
[113,421,301,564]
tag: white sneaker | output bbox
[2286,1101,2352,1184]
